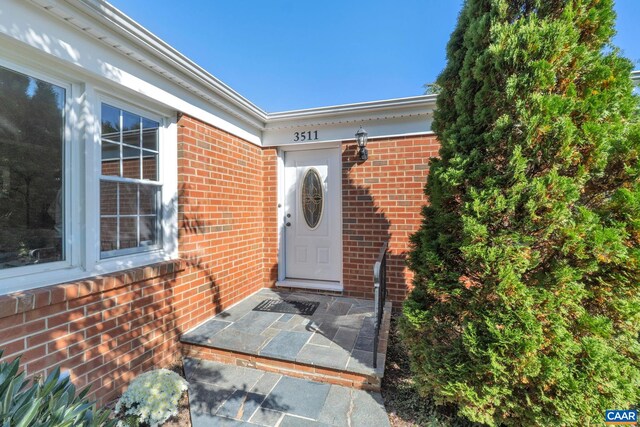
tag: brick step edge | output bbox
[181,343,382,392]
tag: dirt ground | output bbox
[381,315,479,427]
[161,391,191,427]
[160,363,192,427]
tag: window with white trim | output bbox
[100,104,162,257]
[0,60,177,294]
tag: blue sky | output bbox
[108,0,639,112]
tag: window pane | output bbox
[0,66,65,270]
[99,103,162,258]
[119,182,138,216]
[100,181,118,216]
[142,152,158,181]
[101,104,120,141]
[101,142,121,176]
[139,185,158,215]
[140,216,158,247]
[122,111,140,147]
[100,217,117,252]
[119,217,137,249]
[122,146,140,179]
[142,118,158,151]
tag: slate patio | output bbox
[185,358,391,426]
[181,288,391,379]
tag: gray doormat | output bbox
[253,299,320,316]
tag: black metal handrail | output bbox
[373,241,388,368]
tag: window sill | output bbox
[0,259,185,320]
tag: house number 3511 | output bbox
[293,131,319,142]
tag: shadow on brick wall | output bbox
[342,142,410,303]
[177,183,222,313]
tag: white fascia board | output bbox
[263,117,433,148]
[262,95,436,147]
[6,0,263,144]
[267,95,437,122]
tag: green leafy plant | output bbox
[114,369,188,427]
[401,0,640,426]
[0,352,115,426]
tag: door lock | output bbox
[286,222,291,227]
[286,213,291,218]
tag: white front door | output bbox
[284,148,341,285]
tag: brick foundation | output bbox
[181,344,382,391]
[0,262,184,406]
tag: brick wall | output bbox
[174,114,278,334]
[342,135,439,302]
[0,115,435,406]
[0,263,184,406]
[0,113,278,405]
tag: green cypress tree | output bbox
[401,0,640,425]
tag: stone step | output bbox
[185,358,391,427]
[180,289,392,391]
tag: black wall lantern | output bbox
[355,126,368,161]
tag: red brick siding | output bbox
[0,263,183,406]
[342,135,438,302]
[174,114,278,334]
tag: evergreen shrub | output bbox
[401,0,640,425]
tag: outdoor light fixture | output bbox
[355,126,368,161]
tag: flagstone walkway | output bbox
[185,358,391,427]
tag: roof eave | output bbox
[266,94,437,123]
[68,0,268,123]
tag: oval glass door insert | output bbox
[301,168,324,229]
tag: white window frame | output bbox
[0,58,178,295]
[96,97,165,259]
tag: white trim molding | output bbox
[263,95,436,147]
[0,0,262,145]
[267,95,437,123]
